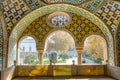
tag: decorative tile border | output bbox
[0,19,3,70]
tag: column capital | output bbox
[36,47,44,52]
[76,46,84,53]
[76,46,83,50]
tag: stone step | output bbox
[12,76,116,80]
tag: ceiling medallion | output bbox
[47,12,71,28]
[77,26,82,32]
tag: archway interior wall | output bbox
[116,23,120,66]
[0,17,3,69]
[0,10,8,69]
[8,4,114,67]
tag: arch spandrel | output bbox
[21,13,104,47]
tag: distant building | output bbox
[19,37,38,64]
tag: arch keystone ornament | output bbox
[8,4,114,67]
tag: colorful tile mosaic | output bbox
[24,0,45,10]
[0,0,30,35]
[81,0,104,12]
[8,4,114,67]
[96,1,120,35]
[0,19,3,70]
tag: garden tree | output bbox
[43,52,48,58]
[45,31,75,53]
[23,53,38,65]
[59,53,69,62]
[49,51,57,64]
[84,35,104,60]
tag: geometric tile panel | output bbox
[0,19,3,70]
[81,0,104,12]
[96,1,120,35]
[24,0,45,10]
[8,4,114,66]
[0,0,30,35]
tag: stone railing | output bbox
[14,65,106,77]
[1,66,15,80]
[1,65,120,80]
[107,65,120,80]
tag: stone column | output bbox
[37,47,44,65]
[76,46,83,65]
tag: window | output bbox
[51,15,69,26]
[47,12,70,27]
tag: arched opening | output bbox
[43,30,77,65]
[82,35,108,65]
[18,36,39,65]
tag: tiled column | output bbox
[76,46,83,65]
[37,47,44,65]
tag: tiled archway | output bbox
[8,4,114,67]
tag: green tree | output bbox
[49,51,57,64]
[59,53,69,62]
[23,53,38,65]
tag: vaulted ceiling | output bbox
[0,0,119,36]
